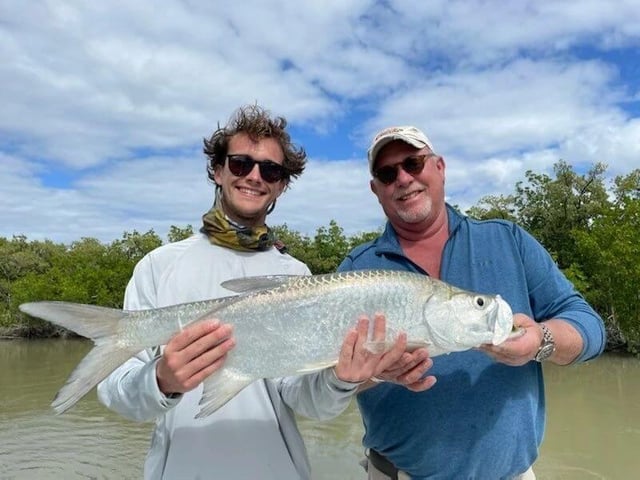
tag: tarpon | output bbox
[19,269,515,417]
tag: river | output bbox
[1,339,638,479]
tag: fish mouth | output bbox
[490,295,514,345]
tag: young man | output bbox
[341,126,606,479]
[97,105,408,479]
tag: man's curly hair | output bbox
[203,104,306,185]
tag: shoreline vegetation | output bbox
[3,162,639,354]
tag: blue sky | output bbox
[2,0,639,244]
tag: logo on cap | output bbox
[374,127,404,141]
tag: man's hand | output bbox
[334,313,435,392]
[479,313,543,366]
[156,320,235,395]
[372,346,435,392]
[333,313,392,383]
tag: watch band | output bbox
[534,323,556,362]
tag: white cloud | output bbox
[1,0,639,244]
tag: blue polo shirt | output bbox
[339,205,605,479]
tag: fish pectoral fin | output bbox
[364,339,431,354]
[196,370,254,418]
[363,340,390,354]
[220,275,302,293]
[361,324,400,354]
[295,360,338,374]
[406,339,432,352]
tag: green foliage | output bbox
[0,236,67,334]
[110,230,163,262]
[273,221,381,274]
[514,161,609,269]
[572,170,640,352]
[466,194,517,222]
[168,225,194,243]
[2,230,162,337]
[305,221,351,274]
[271,224,310,263]
[347,229,382,247]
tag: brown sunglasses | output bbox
[373,154,436,185]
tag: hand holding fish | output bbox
[334,313,406,383]
[338,313,436,393]
[157,320,236,396]
[371,347,435,392]
[479,314,543,366]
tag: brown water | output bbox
[1,339,638,479]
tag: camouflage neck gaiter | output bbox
[201,204,275,252]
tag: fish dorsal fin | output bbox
[220,275,302,294]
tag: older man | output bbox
[342,125,606,479]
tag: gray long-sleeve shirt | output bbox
[97,234,357,479]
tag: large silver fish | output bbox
[19,269,515,417]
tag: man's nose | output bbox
[394,164,414,184]
[245,163,262,181]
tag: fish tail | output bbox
[19,301,138,414]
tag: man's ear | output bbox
[370,179,378,196]
[436,155,446,182]
[275,179,287,197]
[212,161,223,185]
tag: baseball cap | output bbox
[367,126,434,174]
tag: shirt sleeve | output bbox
[277,369,360,420]
[515,225,606,362]
[96,254,180,422]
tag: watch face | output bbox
[536,343,555,362]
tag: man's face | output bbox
[214,133,287,227]
[370,140,446,228]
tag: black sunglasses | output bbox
[226,154,288,183]
[373,154,435,185]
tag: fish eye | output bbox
[473,296,486,309]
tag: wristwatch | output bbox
[534,323,556,362]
